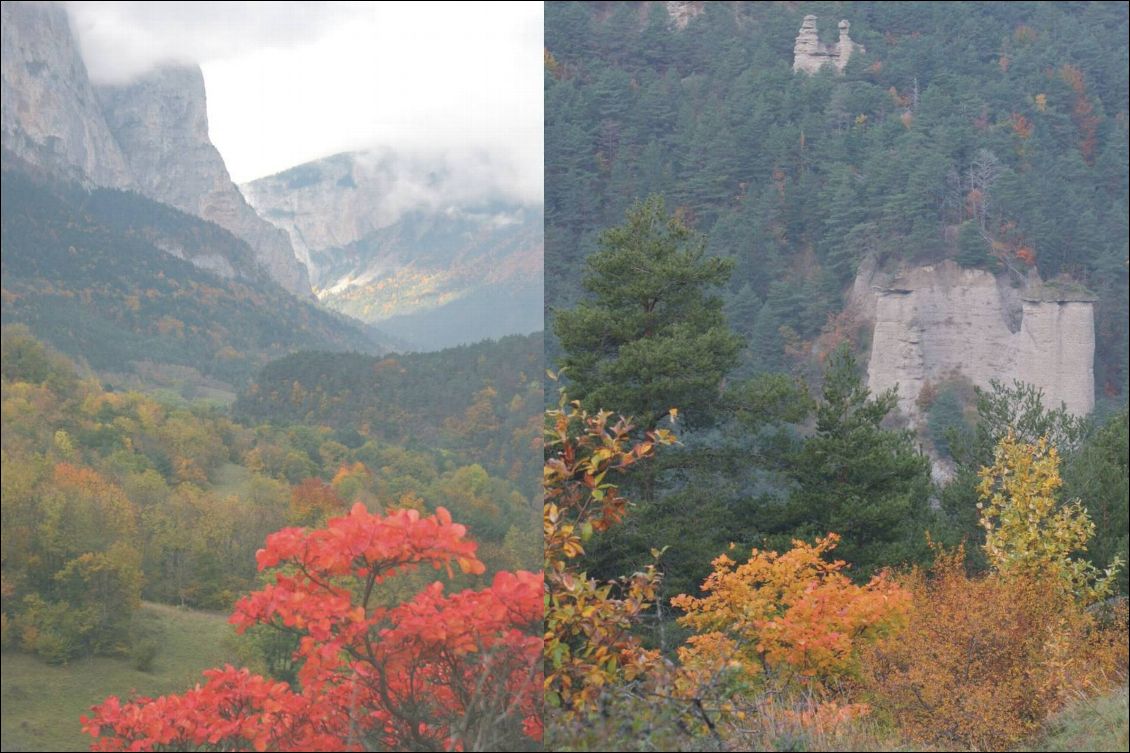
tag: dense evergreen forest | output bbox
[235,333,543,497]
[544,5,1128,749]
[546,1,1129,399]
[547,0,1128,596]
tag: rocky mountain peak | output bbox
[1,1,134,187]
[1,2,311,298]
[97,65,211,146]
[242,150,543,349]
[95,64,312,297]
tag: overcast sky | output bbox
[64,1,543,200]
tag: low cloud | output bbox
[66,2,361,85]
[343,146,542,220]
[64,2,542,200]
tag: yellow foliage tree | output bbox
[543,397,675,714]
[977,433,1122,603]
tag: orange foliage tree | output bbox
[673,534,909,699]
[862,545,1126,751]
[287,477,345,526]
[83,504,543,751]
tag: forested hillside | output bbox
[1,165,388,392]
[1,328,538,664]
[546,1,1128,399]
[544,5,1129,750]
[234,332,543,497]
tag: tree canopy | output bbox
[554,196,742,431]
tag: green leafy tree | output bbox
[748,300,786,375]
[962,380,1088,464]
[1062,406,1129,594]
[553,195,742,432]
[554,197,812,603]
[956,221,994,269]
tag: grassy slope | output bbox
[1028,685,1130,752]
[1,602,241,752]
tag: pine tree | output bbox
[553,195,743,431]
[774,347,934,579]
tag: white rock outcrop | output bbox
[666,1,704,30]
[793,15,862,74]
[861,261,1094,421]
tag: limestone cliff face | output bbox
[861,261,1094,421]
[240,153,394,278]
[2,3,310,297]
[97,67,312,297]
[1,1,133,188]
[242,151,543,349]
[241,150,542,289]
[793,15,862,74]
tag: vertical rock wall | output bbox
[1015,300,1095,416]
[1,2,134,188]
[97,67,312,297]
[863,261,1094,422]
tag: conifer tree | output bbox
[553,195,743,431]
[774,346,934,578]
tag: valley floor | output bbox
[1,602,236,752]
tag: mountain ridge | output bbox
[0,163,387,393]
[1,1,310,296]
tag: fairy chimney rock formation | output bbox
[793,15,862,74]
[666,2,704,30]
